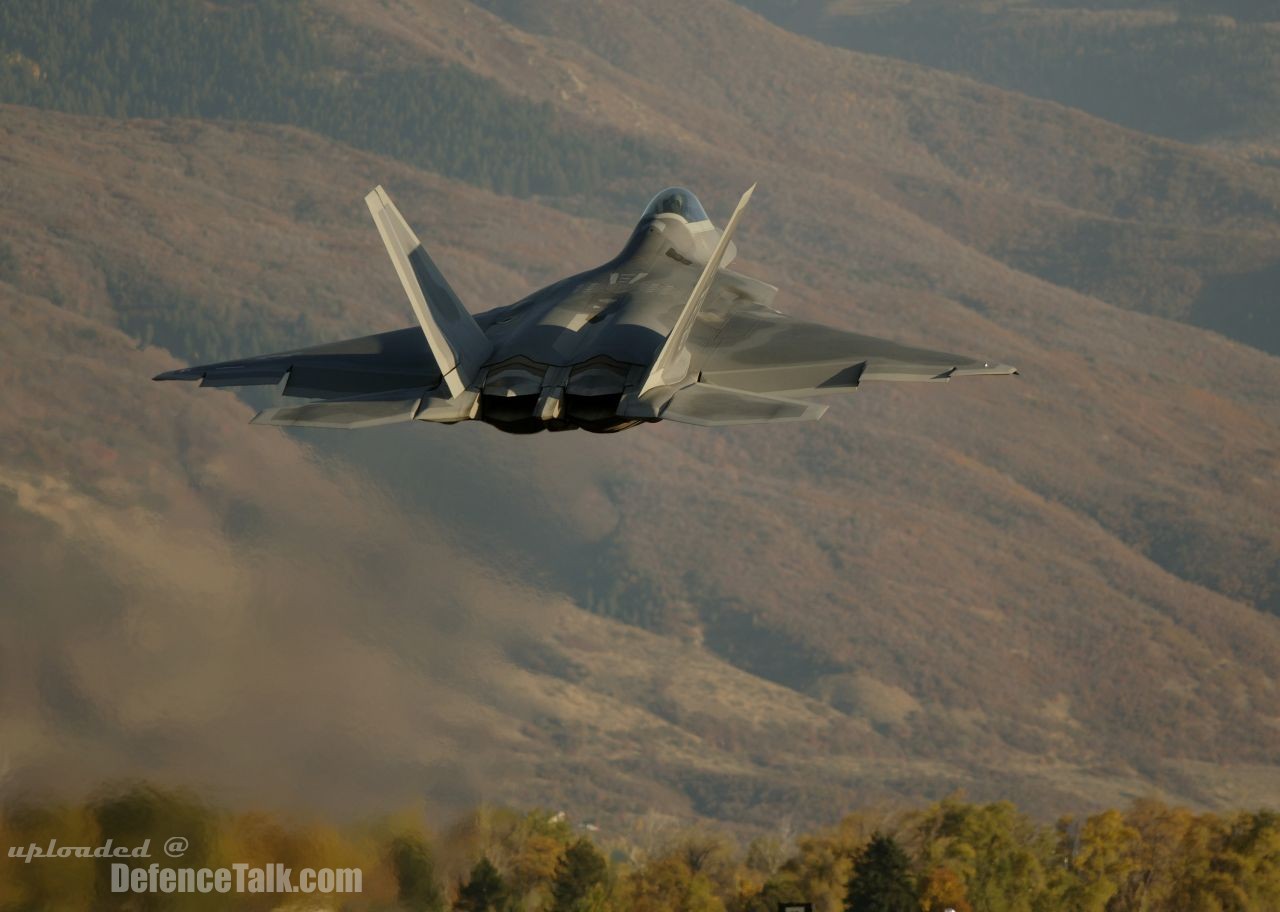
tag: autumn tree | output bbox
[668,827,739,899]
[444,807,575,909]
[780,810,883,912]
[623,854,725,912]
[1112,798,1196,911]
[904,798,1050,912]
[918,865,972,912]
[1053,810,1141,912]
[1217,810,1280,911]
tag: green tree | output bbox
[391,833,446,912]
[550,838,609,912]
[456,856,508,912]
[781,811,880,912]
[91,785,218,909]
[844,833,918,912]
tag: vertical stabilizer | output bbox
[365,186,492,397]
[638,184,756,396]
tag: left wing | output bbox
[152,327,441,400]
[697,305,1017,397]
[250,387,427,429]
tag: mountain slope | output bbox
[2,0,1279,828]
[738,0,1280,149]
[321,0,1280,357]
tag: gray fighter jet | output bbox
[155,186,1016,432]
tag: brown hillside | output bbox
[2,0,1279,828]
[319,0,1280,355]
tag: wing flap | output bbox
[196,368,286,389]
[251,388,426,429]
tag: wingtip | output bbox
[153,368,195,381]
[950,361,1019,379]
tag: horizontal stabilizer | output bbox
[660,383,826,427]
[251,388,426,429]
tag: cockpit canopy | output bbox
[641,187,709,224]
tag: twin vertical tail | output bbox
[637,184,756,397]
[621,183,825,427]
[364,186,491,399]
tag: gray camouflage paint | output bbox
[155,186,1016,432]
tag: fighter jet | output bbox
[155,185,1016,432]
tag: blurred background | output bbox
[1,0,1278,854]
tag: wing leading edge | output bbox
[152,327,441,400]
[697,306,1017,399]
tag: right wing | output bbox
[660,383,826,427]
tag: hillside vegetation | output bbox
[1,0,1278,830]
[739,0,1280,148]
[4,785,1279,912]
[0,0,656,197]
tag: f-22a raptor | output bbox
[156,186,1017,432]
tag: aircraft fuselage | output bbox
[477,220,714,432]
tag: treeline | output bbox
[0,0,655,197]
[3,785,1278,911]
